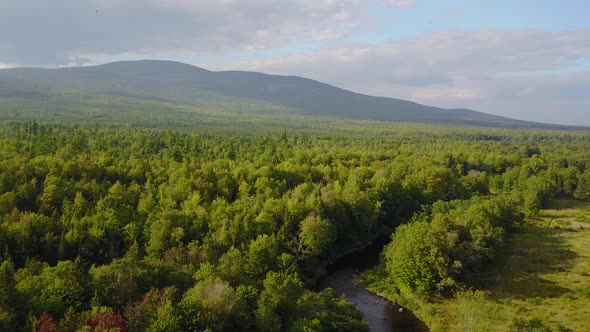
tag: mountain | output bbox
[0,60,583,129]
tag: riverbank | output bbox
[303,228,394,287]
[358,265,435,329]
[359,199,590,331]
[318,266,427,332]
[315,233,428,331]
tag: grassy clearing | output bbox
[361,199,590,331]
[501,199,590,330]
[435,199,590,331]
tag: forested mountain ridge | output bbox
[0,60,584,129]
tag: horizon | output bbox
[2,58,586,129]
[1,1,589,126]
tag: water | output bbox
[317,239,428,332]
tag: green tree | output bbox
[385,221,439,293]
[125,287,180,332]
[0,260,17,330]
[298,214,335,257]
[245,234,279,279]
[255,272,305,332]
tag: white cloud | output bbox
[207,29,590,88]
[0,0,369,66]
[1,1,588,125]
[380,0,415,9]
[443,9,464,17]
[205,29,590,125]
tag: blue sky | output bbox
[1,0,589,125]
[368,0,590,36]
[172,0,590,68]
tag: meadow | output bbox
[361,199,590,331]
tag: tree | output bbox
[85,310,127,331]
[179,277,243,331]
[0,260,17,330]
[298,214,335,257]
[245,234,279,279]
[255,272,305,332]
[89,258,142,310]
[295,289,368,331]
[38,310,58,332]
[385,221,443,293]
[217,247,248,286]
[125,287,179,332]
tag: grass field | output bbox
[360,199,590,331]
[428,199,590,331]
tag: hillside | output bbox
[0,60,583,129]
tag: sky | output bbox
[1,0,589,125]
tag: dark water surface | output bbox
[317,239,428,332]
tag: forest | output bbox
[1,121,590,331]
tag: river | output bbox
[316,239,428,332]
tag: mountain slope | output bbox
[0,60,582,129]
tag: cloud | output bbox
[208,29,590,89]
[443,9,464,17]
[0,0,369,66]
[205,29,590,125]
[380,0,416,9]
[1,1,588,125]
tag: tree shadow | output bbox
[544,199,590,212]
[467,224,578,300]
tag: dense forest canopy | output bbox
[0,121,589,331]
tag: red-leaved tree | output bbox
[85,310,127,332]
[39,310,58,332]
